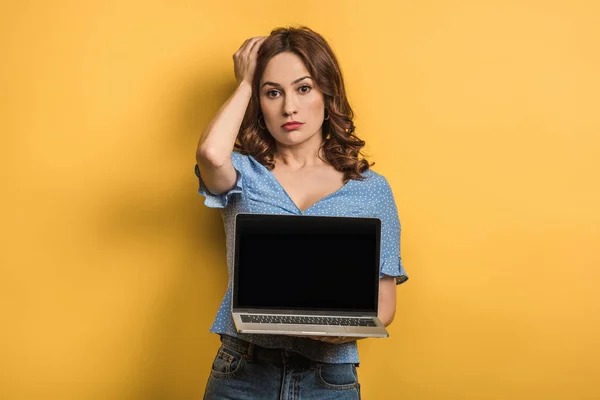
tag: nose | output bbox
[283,93,298,116]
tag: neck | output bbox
[274,136,327,169]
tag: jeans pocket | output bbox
[210,344,246,379]
[316,363,358,390]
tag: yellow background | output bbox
[2,0,599,398]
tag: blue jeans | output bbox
[203,334,362,400]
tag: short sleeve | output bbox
[376,177,409,285]
[194,151,244,209]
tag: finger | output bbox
[234,38,252,55]
[242,37,264,57]
[247,36,268,57]
[252,36,268,52]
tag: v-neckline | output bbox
[250,155,351,214]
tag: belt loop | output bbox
[245,342,255,362]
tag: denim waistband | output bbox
[219,334,316,368]
[220,334,254,354]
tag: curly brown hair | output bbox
[234,25,374,183]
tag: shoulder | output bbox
[350,168,396,209]
[355,168,392,192]
[231,150,248,165]
[230,151,271,181]
[230,150,255,171]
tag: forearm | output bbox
[196,80,252,166]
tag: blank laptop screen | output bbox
[233,214,380,313]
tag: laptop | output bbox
[231,213,389,338]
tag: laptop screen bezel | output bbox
[231,213,381,317]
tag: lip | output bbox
[282,121,304,128]
[282,124,303,131]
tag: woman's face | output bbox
[259,52,326,147]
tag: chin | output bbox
[274,132,307,143]
[277,130,321,143]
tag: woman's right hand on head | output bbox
[233,36,267,87]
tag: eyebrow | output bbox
[261,76,312,89]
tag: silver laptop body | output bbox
[231,213,389,338]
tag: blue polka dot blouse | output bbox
[194,151,408,364]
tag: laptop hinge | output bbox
[233,308,377,317]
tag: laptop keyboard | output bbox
[240,315,376,327]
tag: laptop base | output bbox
[233,313,389,338]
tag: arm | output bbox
[377,275,397,326]
[196,81,251,195]
[307,177,406,344]
[196,36,266,195]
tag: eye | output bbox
[267,85,312,99]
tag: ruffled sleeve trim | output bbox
[379,256,409,285]
[194,161,244,209]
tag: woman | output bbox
[195,26,408,400]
